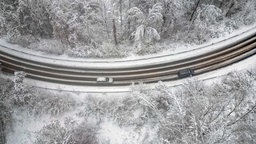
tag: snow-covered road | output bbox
[0,25,255,93]
[21,54,256,93]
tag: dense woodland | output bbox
[0,0,256,57]
[0,70,256,144]
[1,1,256,143]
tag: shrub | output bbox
[35,119,100,144]
[27,92,77,116]
[0,78,14,144]
[28,39,67,55]
[35,120,76,144]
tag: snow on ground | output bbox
[7,112,54,144]
[156,24,256,56]
[6,92,89,144]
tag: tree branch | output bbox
[227,103,256,127]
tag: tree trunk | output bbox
[225,0,235,17]
[161,1,169,35]
[128,0,131,34]
[187,0,201,33]
[102,2,110,37]
[0,119,6,144]
[189,0,201,21]
[119,0,123,32]
[219,0,224,9]
[112,18,118,45]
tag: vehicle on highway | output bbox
[178,68,194,78]
[96,77,114,83]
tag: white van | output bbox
[96,77,114,83]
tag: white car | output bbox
[96,77,113,83]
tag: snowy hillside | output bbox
[1,0,256,144]
[0,0,256,58]
[1,67,256,144]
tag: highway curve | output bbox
[0,30,256,86]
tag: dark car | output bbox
[178,68,194,78]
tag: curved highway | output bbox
[0,28,256,86]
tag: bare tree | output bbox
[189,0,201,21]
[112,18,118,45]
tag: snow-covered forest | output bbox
[1,0,256,144]
[0,0,256,57]
[0,70,256,144]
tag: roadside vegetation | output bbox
[1,69,256,143]
[0,0,256,58]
